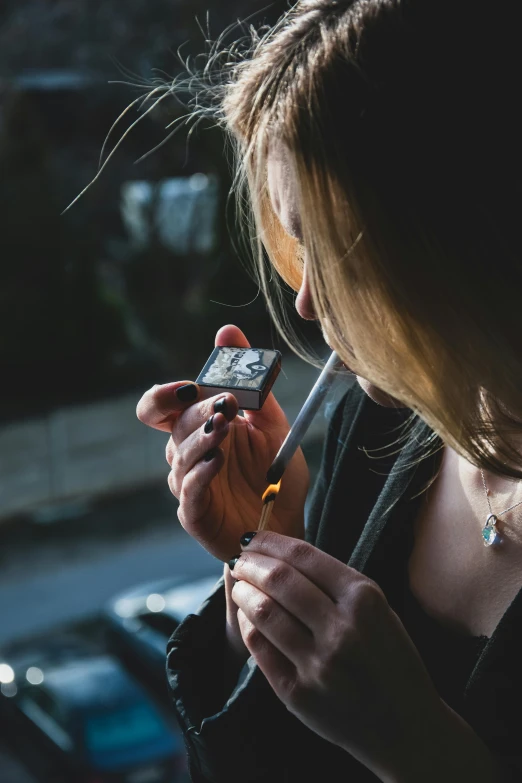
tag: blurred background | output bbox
[0,2,349,781]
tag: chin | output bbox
[356,376,408,409]
[323,333,408,410]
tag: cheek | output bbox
[356,376,407,408]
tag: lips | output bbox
[323,333,357,375]
[343,364,357,375]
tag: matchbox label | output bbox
[199,347,280,391]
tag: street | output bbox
[0,746,37,783]
[0,521,219,646]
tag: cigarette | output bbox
[265,351,343,484]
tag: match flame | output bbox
[262,480,282,503]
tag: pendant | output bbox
[482,513,501,547]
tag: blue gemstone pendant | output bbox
[482,513,501,547]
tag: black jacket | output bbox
[167,384,522,781]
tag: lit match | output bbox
[258,481,282,531]
[257,351,343,531]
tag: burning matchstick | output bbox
[257,351,343,531]
[258,481,282,531]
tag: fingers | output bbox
[231,551,334,635]
[172,392,239,448]
[239,531,365,604]
[137,323,286,443]
[236,608,296,696]
[167,412,230,496]
[138,377,239,446]
[136,381,199,433]
[136,324,246,435]
[215,323,251,349]
[232,581,313,667]
[176,447,225,537]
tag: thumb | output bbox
[214,324,290,434]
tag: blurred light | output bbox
[121,175,218,254]
[0,663,15,684]
[189,172,209,191]
[1,682,17,698]
[114,598,135,618]
[26,667,44,685]
[123,618,140,632]
[146,593,166,613]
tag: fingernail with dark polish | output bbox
[240,532,257,547]
[214,398,228,417]
[228,556,240,571]
[176,384,198,402]
[204,449,217,462]
[204,415,214,434]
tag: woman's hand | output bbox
[136,325,309,562]
[230,531,449,782]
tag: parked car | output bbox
[0,634,186,783]
[103,573,221,696]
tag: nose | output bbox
[295,263,318,321]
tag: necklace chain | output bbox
[480,468,522,518]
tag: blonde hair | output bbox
[209,0,522,479]
[90,0,522,478]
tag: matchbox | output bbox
[196,346,282,410]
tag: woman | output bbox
[137,0,522,779]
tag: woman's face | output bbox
[266,142,404,409]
